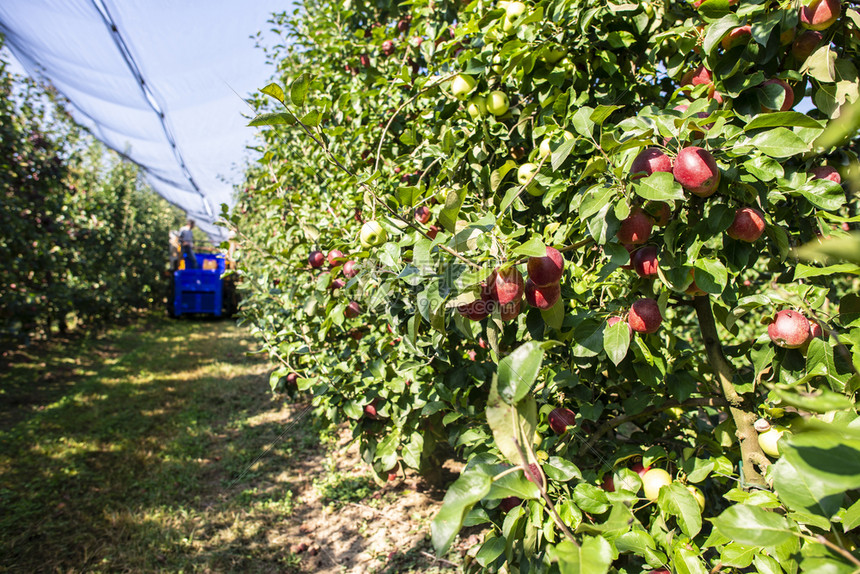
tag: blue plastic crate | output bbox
[173,269,223,316]
[195,253,226,273]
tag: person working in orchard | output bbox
[179,219,198,269]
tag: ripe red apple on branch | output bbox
[673,146,720,197]
[800,0,841,31]
[632,245,659,278]
[628,298,662,334]
[328,249,344,267]
[548,407,576,435]
[727,207,765,242]
[768,310,812,348]
[617,208,653,245]
[309,250,325,268]
[525,279,560,310]
[630,148,672,180]
[810,165,841,184]
[527,246,564,287]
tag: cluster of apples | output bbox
[457,246,566,322]
[602,462,705,509]
[308,247,362,317]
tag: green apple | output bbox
[686,485,705,512]
[503,2,527,33]
[517,162,538,185]
[467,95,487,119]
[486,91,510,116]
[538,130,574,158]
[642,468,672,501]
[451,74,477,100]
[539,47,566,64]
[359,220,388,248]
[758,427,785,457]
[491,54,504,74]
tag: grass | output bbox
[0,313,311,573]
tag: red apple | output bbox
[286,373,299,385]
[644,201,672,227]
[328,249,344,267]
[727,207,766,242]
[345,301,362,318]
[527,246,565,287]
[761,78,794,112]
[458,300,491,321]
[602,474,615,492]
[680,65,712,89]
[632,245,659,278]
[427,225,440,240]
[499,496,522,512]
[631,148,673,180]
[768,310,812,348]
[330,278,346,290]
[499,300,521,322]
[721,25,752,50]
[309,250,325,268]
[810,165,841,184]
[809,320,823,338]
[628,298,662,334]
[800,0,841,31]
[524,462,543,488]
[415,205,431,224]
[343,260,359,278]
[792,30,824,60]
[525,279,560,310]
[364,399,379,419]
[382,40,395,56]
[631,462,651,476]
[617,208,654,245]
[492,267,525,306]
[673,146,720,197]
[548,407,576,435]
[360,54,370,68]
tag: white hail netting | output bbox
[0,0,290,242]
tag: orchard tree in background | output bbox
[0,44,183,348]
[232,0,860,571]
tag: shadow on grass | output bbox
[0,315,322,573]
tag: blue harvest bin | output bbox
[173,268,223,316]
[195,253,226,273]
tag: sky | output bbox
[0,0,292,242]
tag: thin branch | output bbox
[578,397,728,458]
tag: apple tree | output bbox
[232,0,860,571]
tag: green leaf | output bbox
[795,263,860,279]
[551,138,577,171]
[552,536,613,574]
[814,96,860,149]
[772,388,854,414]
[572,106,595,137]
[842,498,860,531]
[703,14,741,55]
[743,155,784,181]
[795,179,846,211]
[438,187,466,232]
[782,429,860,491]
[720,543,756,568]
[712,505,793,546]
[750,127,810,157]
[512,236,547,258]
[603,319,630,366]
[578,185,616,220]
[772,457,844,519]
[248,112,296,127]
[475,535,506,567]
[486,468,541,500]
[796,233,860,266]
[497,342,544,405]
[590,105,620,126]
[486,384,538,466]
[745,112,825,131]
[673,547,708,574]
[540,297,564,330]
[804,45,837,83]
[431,469,493,554]
[573,483,610,514]
[544,457,582,482]
[260,83,286,104]
[693,258,728,294]
[290,74,310,106]
[299,110,321,127]
[659,482,702,538]
[633,171,686,201]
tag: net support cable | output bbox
[89,0,213,219]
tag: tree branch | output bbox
[693,295,769,487]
